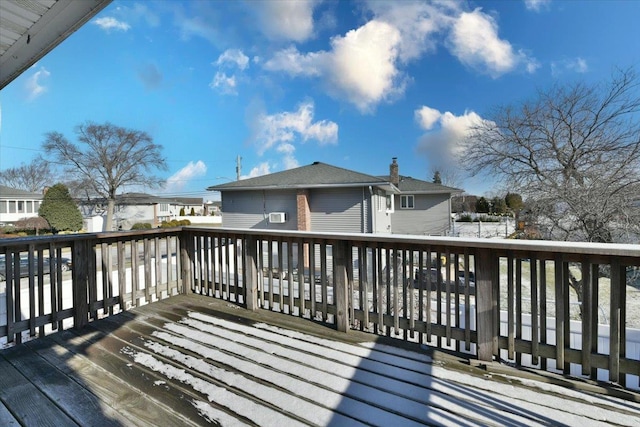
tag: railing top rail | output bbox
[186,226,640,258]
[0,227,184,249]
[1,226,637,259]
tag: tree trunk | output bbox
[105,198,115,231]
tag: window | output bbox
[8,201,16,213]
[17,201,24,213]
[26,201,33,213]
[401,195,414,209]
[0,201,6,213]
[385,194,394,213]
[159,203,169,212]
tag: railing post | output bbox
[244,235,258,311]
[179,229,193,295]
[72,238,91,329]
[475,248,496,362]
[334,240,349,333]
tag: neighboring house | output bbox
[0,185,44,225]
[207,159,462,236]
[204,200,222,216]
[379,159,463,235]
[79,193,203,230]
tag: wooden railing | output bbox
[0,229,184,345]
[2,228,639,389]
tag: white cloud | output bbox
[415,105,442,130]
[244,162,272,179]
[524,0,552,12]
[251,0,318,42]
[253,101,338,155]
[277,143,300,169]
[215,49,250,70]
[164,161,207,192]
[365,0,455,63]
[25,67,50,100]
[210,72,237,95]
[526,58,541,74]
[265,20,405,113]
[416,108,489,167]
[327,20,404,112]
[551,57,589,76]
[448,9,527,77]
[211,50,249,95]
[265,3,536,112]
[93,17,131,32]
[264,47,323,77]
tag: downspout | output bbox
[369,186,376,234]
[263,190,269,228]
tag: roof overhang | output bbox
[207,182,401,194]
[0,0,112,90]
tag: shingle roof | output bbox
[207,162,394,191]
[78,193,202,206]
[207,162,462,195]
[0,185,44,198]
[377,175,463,194]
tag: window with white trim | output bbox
[400,195,414,209]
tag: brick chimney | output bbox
[389,157,399,185]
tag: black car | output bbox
[0,255,72,281]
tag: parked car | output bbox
[457,270,476,287]
[292,267,329,285]
[414,267,443,289]
[0,255,72,281]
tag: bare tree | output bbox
[43,122,167,231]
[428,165,463,188]
[0,158,54,192]
[463,67,640,244]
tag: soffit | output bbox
[0,0,112,89]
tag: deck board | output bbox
[0,356,77,426]
[0,342,124,427]
[2,293,640,426]
[0,402,19,426]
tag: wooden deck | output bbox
[1,294,639,427]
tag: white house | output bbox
[0,185,44,226]
[79,193,204,231]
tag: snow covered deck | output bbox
[2,294,638,426]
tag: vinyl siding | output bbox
[391,193,450,235]
[309,188,367,233]
[221,190,297,230]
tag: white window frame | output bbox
[400,195,414,209]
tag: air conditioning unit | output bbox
[269,212,287,223]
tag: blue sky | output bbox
[1,0,639,200]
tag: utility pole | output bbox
[235,155,242,181]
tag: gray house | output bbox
[207,159,462,236]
